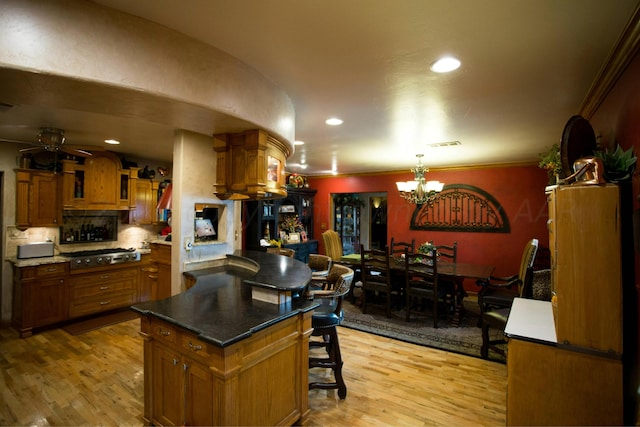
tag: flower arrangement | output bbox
[538,144,563,184]
[280,214,304,233]
[418,242,438,256]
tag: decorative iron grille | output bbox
[410,184,510,233]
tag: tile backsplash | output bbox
[6,223,162,257]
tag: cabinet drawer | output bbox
[150,321,178,344]
[179,334,210,361]
[17,263,69,280]
[69,290,135,318]
[71,268,137,287]
[36,263,69,277]
[150,244,171,264]
[70,279,134,299]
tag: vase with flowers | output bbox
[538,144,563,184]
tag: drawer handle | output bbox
[99,300,111,305]
[45,267,59,272]
[100,274,111,280]
[158,329,171,336]
[99,286,110,290]
[188,341,202,351]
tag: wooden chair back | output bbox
[517,239,539,297]
[322,230,344,261]
[404,249,441,327]
[435,241,457,262]
[360,247,393,317]
[389,238,415,257]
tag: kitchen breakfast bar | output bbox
[131,250,317,426]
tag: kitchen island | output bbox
[131,250,316,426]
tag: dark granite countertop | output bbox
[131,251,316,347]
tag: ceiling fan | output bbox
[0,127,93,158]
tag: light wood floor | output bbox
[0,318,506,426]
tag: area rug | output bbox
[62,310,139,336]
[340,296,506,363]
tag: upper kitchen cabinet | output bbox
[15,169,62,230]
[213,129,290,201]
[61,152,138,210]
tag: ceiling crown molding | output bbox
[580,4,640,119]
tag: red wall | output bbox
[308,165,550,291]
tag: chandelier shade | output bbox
[396,154,444,205]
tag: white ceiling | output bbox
[1,0,638,176]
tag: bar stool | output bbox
[308,264,354,399]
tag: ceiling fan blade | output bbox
[19,146,44,153]
[60,147,93,157]
[0,138,40,146]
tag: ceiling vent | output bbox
[426,140,461,148]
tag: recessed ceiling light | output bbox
[325,117,343,126]
[430,56,461,73]
[294,140,305,145]
[104,139,120,145]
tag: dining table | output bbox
[338,253,495,327]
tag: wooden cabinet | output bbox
[68,265,138,318]
[506,184,623,425]
[61,151,138,210]
[150,243,172,299]
[150,329,215,426]
[548,184,622,352]
[140,312,311,426]
[334,196,362,255]
[138,253,154,303]
[12,262,69,338]
[244,188,317,260]
[15,169,62,230]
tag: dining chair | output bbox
[477,238,539,358]
[321,229,344,261]
[404,248,446,327]
[434,241,459,310]
[389,238,415,257]
[360,247,393,317]
[308,264,354,399]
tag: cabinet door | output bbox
[184,360,215,426]
[133,180,154,225]
[551,185,622,353]
[156,263,172,300]
[30,172,61,227]
[85,156,119,208]
[15,170,30,229]
[31,277,67,328]
[152,344,183,426]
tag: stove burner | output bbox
[62,247,141,270]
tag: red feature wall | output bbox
[308,164,550,291]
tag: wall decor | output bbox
[410,184,510,233]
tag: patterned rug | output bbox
[340,294,506,363]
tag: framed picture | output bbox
[280,230,288,241]
[287,232,300,243]
[279,205,295,213]
[300,230,308,242]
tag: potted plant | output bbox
[593,144,637,183]
[538,144,563,184]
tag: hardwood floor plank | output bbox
[0,318,506,426]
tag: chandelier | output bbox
[396,154,444,205]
